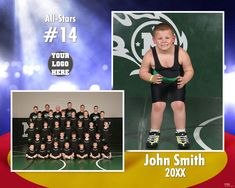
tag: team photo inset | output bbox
[11,91,124,171]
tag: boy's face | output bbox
[80,105,85,111]
[104,122,109,128]
[55,122,59,127]
[47,135,52,140]
[72,134,76,139]
[100,112,104,118]
[55,105,60,111]
[80,144,84,149]
[103,145,108,150]
[85,133,89,138]
[33,107,38,113]
[29,123,34,128]
[38,113,42,118]
[49,111,53,116]
[95,134,100,139]
[93,143,98,148]
[67,103,72,109]
[54,142,58,147]
[65,143,69,148]
[78,121,82,127]
[62,111,66,116]
[84,111,88,117]
[153,29,175,51]
[35,134,40,139]
[45,105,50,111]
[29,145,34,150]
[43,123,48,128]
[41,144,45,150]
[89,122,94,128]
[66,121,71,126]
[60,132,64,138]
[94,106,98,112]
[72,112,76,117]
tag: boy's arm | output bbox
[178,48,194,89]
[139,50,162,84]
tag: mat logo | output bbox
[113,13,188,76]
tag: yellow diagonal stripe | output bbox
[9,152,227,188]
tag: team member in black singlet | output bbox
[26,144,37,159]
[50,141,61,159]
[37,143,49,159]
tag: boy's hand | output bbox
[152,74,163,84]
[177,76,186,89]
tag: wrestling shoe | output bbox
[176,131,190,149]
[146,132,160,148]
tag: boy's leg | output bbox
[151,102,166,130]
[171,101,189,149]
[146,102,166,149]
[171,101,186,130]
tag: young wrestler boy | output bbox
[26,144,37,159]
[25,122,36,145]
[41,121,51,142]
[97,111,106,132]
[76,104,86,119]
[37,143,49,159]
[90,105,100,123]
[29,106,38,122]
[83,132,92,153]
[60,110,67,131]
[42,104,50,119]
[58,132,66,150]
[101,144,112,159]
[82,110,90,132]
[90,142,101,159]
[33,133,41,152]
[139,23,194,149]
[65,120,72,140]
[70,111,78,131]
[53,105,62,120]
[65,102,76,118]
[34,111,44,132]
[101,121,111,144]
[76,143,89,159]
[76,120,84,142]
[46,134,53,154]
[47,110,55,131]
[70,132,79,152]
[62,142,74,160]
[94,133,102,150]
[50,141,61,159]
[88,121,96,141]
[52,120,61,140]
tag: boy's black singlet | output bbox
[151,45,185,103]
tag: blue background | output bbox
[0,0,234,135]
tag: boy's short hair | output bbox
[152,23,175,36]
